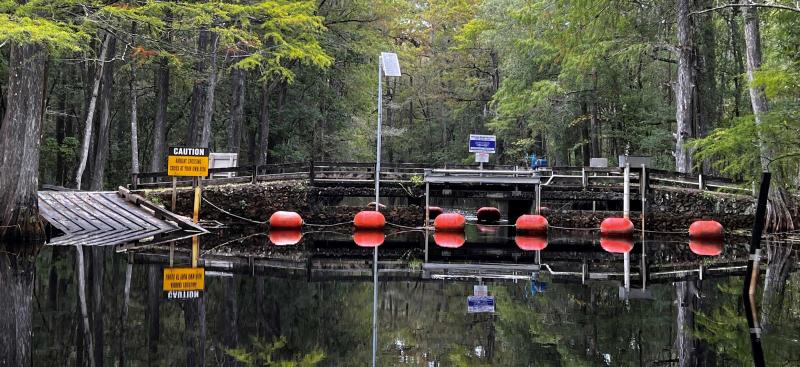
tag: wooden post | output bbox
[581,168,587,188]
[698,173,705,190]
[191,177,202,268]
[171,176,177,212]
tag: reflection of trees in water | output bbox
[761,240,795,331]
[0,244,40,366]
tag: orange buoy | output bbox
[600,236,634,254]
[354,210,386,229]
[600,217,634,236]
[476,207,502,223]
[689,239,723,256]
[268,229,303,246]
[515,214,548,233]
[515,235,548,251]
[269,211,303,229]
[427,206,443,219]
[434,231,465,248]
[689,220,723,239]
[353,230,385,247]
[434,213,466,231]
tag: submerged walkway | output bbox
[38,187,206,246]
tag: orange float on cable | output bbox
[434,231,465,248]
[600,217,634,236]
[433,213,466,231]
[689,239,723,256]
[476,207,501,223]
[354,210,386,229]
[689,220,723,239]
[515,235,548,251]
[600,236,634,254]
[269,211,303,229]
[268,229,303,246]
[515,214,548,234]
[353,230,385,247]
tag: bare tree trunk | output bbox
[0,42,47,240]
[56,72,67,185]
[199,33,219,148]
[130,22,140,176]
[75,34,112,190]
[90,36,117,191]
[590,69,601,158]
[257,82,272,165]
[187,30,218,148]
[674,0,694,173]
[228,68,246,154]
[727,8,745,117]
[742,1,795,231]
[151,58,170,172]
[580,102,590,166]
[187,30,210,146]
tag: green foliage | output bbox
[226,336,325,367]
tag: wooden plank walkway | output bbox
[38,188,207,246]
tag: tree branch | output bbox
[692,2,800,15]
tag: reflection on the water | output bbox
[2,226,798,366]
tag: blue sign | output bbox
[469,134,496,153]
[467,296,495,313]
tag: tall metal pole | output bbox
[374,56,383,212]
[623,163,630,218]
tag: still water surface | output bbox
[2,226,799,366]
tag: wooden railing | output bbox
[129,161,752,195]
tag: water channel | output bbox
[1,222,799,366]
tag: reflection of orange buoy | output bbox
[515,235,548,251]
[353,230,385,247]
[689,239,723,256]
[268,229,303,246]
[689,220,723,239]
[476,207,501,223]
[354,210,386,229]
[515,214,548,233]
[269,211,303,229]
[600,236,634,254]
[427,206,443,219]
[434,231,465,248]
[476,224,498,234]
[600,217,634,236]
[434,213,465,231]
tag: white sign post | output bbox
[470,135,495,171]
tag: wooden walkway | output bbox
[38,187,207,246]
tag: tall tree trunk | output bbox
[228,68,246,154]
[0,42,47,240]
[590,69,601,158]
[200,33,219,148]
[580,102,590,166]
[727,8,745,117]
[694,0,718,174]
[674,0,694,173]
[56,73,67,185]
[75,34,112,190]
[257,83,272,165]
[90,36,117,191]
[187,30,218,148]
[130,23,140,177]
[742,2,795,232]
[151,58,170,172]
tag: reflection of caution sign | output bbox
[168,146,209,177]
[163,267,205,300]
[467,296,495,313]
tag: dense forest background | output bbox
[1,0,799,190]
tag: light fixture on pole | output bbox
[373,51,400,367]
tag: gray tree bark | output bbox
[228,68,246,154]
[675,0,695,173]
[129,23,140,176]
[187,30,219,148]
[151,58,170,172]
[257,82,272,165]
[742,1,795,231]
[0,42,47,240]
[75,35,112,189]
[89,36,117,191]
[0,246,38,366]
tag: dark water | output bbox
[2,226,799,366]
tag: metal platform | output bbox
[38,187,207,246]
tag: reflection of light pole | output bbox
[373,52,401,367]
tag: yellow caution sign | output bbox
[163,267,205,291]
[168,146,209,177]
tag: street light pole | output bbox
[375,56,383,212]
